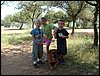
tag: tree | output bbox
[44,9,68,24]
[16,1,44,28]
[44,10,56,23]
[1,1,18,6]
[4,15,14,27]
[54,10,68,21]
[66,1,87,35]
[12,10,30,29]
[85,1,99,46]
[1,1,5,5]
[77,5,94,29]
[47,1,86,35]
[78,7,94,22]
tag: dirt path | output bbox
[1,40,99,75]
[1,40,59,75]
[1,29,99,34]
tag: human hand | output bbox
[40,42,43,46]
[54,27,58,33]
[61,36,66,38]
[66,36,69,38]
[36,42,41,46]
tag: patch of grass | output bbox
[1,32,32,46]
[1,31,99,75]
[65,33,99,75]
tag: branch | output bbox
[28,16,32,19]
[75,1,86,17]
[1,1,5,5]
[32,8,37,18]
[85,1,97,6]
[36,12,42,18]
[68,12,73,17]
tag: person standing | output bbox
[41,17,56,62]
[30,18,44,68]
[54,19,69,65]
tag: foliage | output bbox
[12,10,30,23]
[44,10,68,23]
[78,7,94,22]
[2,1,96,29]
[16,1,45,28]
[3,15,14,27]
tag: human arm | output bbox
[61,35,69,38]
[53,27,58,39]
[40,35,45,45]
[32,35,41,46]
[40,30,45,45]
[61,29,69,39]
[31,29,41,46]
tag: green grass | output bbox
[65,33,99,75]
[1,31,32,46]
[1,32,99,75]
[68,33,99,64]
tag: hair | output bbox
[57,19,64,22]
[34,18,42,25]
[41,17,47,21]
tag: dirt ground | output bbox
[1,40,99,75]
[1,40,60,75]
[1,29,99,75]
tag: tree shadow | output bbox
[1,39,99,75]
[8,36,32,45]
[1,46,99,75]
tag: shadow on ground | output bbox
[1,51,99,75]
[1,41,99,75]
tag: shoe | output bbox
[44,59,48,62]
[37,60,44,64]
[33,63,38,68]
[60,59,65,65]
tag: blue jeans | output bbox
[32,44,43,62]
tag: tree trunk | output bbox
[31,13,41,29]
[32,21,34,29]
[93,6,98,46]
[71,19,75,35]
[1,1,5,5]
[19,23,23,30]
[67,22,70,27]
[31,18,34,29]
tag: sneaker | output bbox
[44,59,48,62]
[60,59,65,65]
[37,60,44,64]
[33,63,38,68]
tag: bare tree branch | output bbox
[28,16,32,19]
[1,1,5,5]
[75,1,86,17]
[85,1,97,6]
[36,12,42,18]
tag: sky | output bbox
[1,2,65,20]
[1,2,20,20]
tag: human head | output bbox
[58,19,65,28]
[34,18,42,28]
[41,17,47,25]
